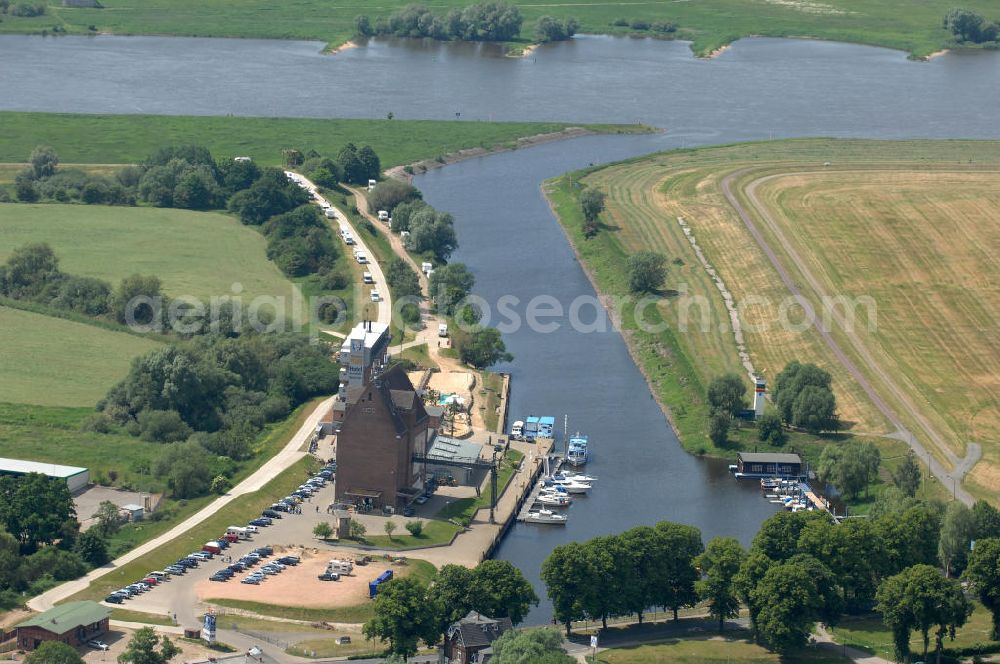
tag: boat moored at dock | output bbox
[524,509,568,525]
[566,432,589,466]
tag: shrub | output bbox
[630,19,650,30]
[612,17,629,26]
[405,521,423,537]
[137,409,192,443]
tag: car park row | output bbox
[104,462,336,604]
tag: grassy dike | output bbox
[0,113,643,168]
[545,172,711,455]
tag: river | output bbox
[2,32,999,622]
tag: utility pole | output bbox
[489,444,500,524]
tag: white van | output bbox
[370,290,381,303]
[226,526,250,540]
[342,232,354,245]
[377,210,389,221]
[362,272,374,284]
[356,253,367,264]
[324,209,336,219]
[367,179,376,191]
[421,262,433,275]
[245,525,259,534]
[438,323,448,337]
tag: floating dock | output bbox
[516,453,565,523]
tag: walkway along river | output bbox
[3,32,1000,623]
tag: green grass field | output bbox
[544,138,1000,500]
[830,603,996,660]
[0,113,633,168]
[0,0,993,57]
[0,307,160,406]
[0,202,303,308]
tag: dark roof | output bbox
[390,389,416,410]
[739,452,802,464]
[18,601,110,634]
[446,612,513,649]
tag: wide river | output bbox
[3,33,1000,622]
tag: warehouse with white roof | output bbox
[0,457,90,493]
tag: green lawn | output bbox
[595,634,849,663]
[361,519,461,549]
[0,203,303,311]
[0,0,992,57]
[0,307,160,406]
[830,603,998,660]
[110,608,177,626]
[0,113,626,168]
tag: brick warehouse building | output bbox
[333,362,433,511]
[15,601,110,651]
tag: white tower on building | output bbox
[753,375,767,419]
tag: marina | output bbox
[516,443,599,524]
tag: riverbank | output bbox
[385,124,655,182]
[0,1,971,59]
[541,137,1000,501]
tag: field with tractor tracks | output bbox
[545,138,1000,500]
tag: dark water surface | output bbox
[3,32,1000,622]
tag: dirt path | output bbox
[28,396,336,612]
[813,624,893,664]
[720,168,978,504]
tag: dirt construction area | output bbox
[197,549,397,609]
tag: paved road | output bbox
[286,172,391,326]
[720,168,977,505]
[28,396,336,612]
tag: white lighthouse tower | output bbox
[753,375,767,420]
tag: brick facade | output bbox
[16,617,109,651]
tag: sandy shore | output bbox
[506,43,539,58]
[326,40,359,55]
[705,43,731,59]
[924,49,950,60]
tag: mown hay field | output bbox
[564,138,1000,498]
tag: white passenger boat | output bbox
[525,509,568,524]
[566,433,589,466]
[536,493,572,507]
[544,479,591,494]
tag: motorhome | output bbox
[438,323,448,337]
[324,209,336,219]
[377,210,389,221]
[356,252,367,264]
[363,271,374,284]
[327,559,354,575]
[227,526,250,540]
[367,179,376,191]
[421,261,433,275]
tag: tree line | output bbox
[541,496,1000,661]
[355,1,524,43]
[944,8,999,44]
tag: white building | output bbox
[0,457,90,493]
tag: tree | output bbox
[696,537,745,632]
[93,500,121,538]
[384,519,397,540]
[751,560,822,653]
[405,520,423,537]
[798,517,880,610]
[111,274,163,328]
[386,258,422,298]
[877,564,972,663]
[14,170,38,202]
[406,208,459,261]
[355,14,374,36]
[470,559,538,625]
[25,641,84,664]
[709,412,730,447]
[29,145,59,179]
[707,374,747,418]
[534,15,577,42]
[2,242,61,299]
[653,521,704,621]
[73,530,110,567]
[617,526,660,624]
[939,501,975,577]
[0,473,77,552]
[626,251,668,294]
[490,628,574,664]
[137,409,192,443]
[349,519,367,541]
[734,549,775,640]
[756,412,787,446]
[429,262,475,315]
[118,626,180,664]
[580,188,605,223]
[153,442,214,499]
[368,179,420,213]
[541,541,593,635]
[455,326,513,369]
[357,145,381,181]
[894,452,922,497]
[362,577,438,658]
[966,538,1000,640]
[428,564,475,639]
[944,8,986,42]
[792,385,837,432]
[818,441,880,499]
[973,500,1000,540]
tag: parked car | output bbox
[278,555,300,566]
[210,573,228,582]
[318,572,339,581]
[245,525,259,534]
[262,509,282,519]
[142,577,159,586]
[88,640,110,651]
[104,594,125,604]
[249,517,271,527]
[241,576,261,585]
[254,546,273,557]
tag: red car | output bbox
[142,577,158,586]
